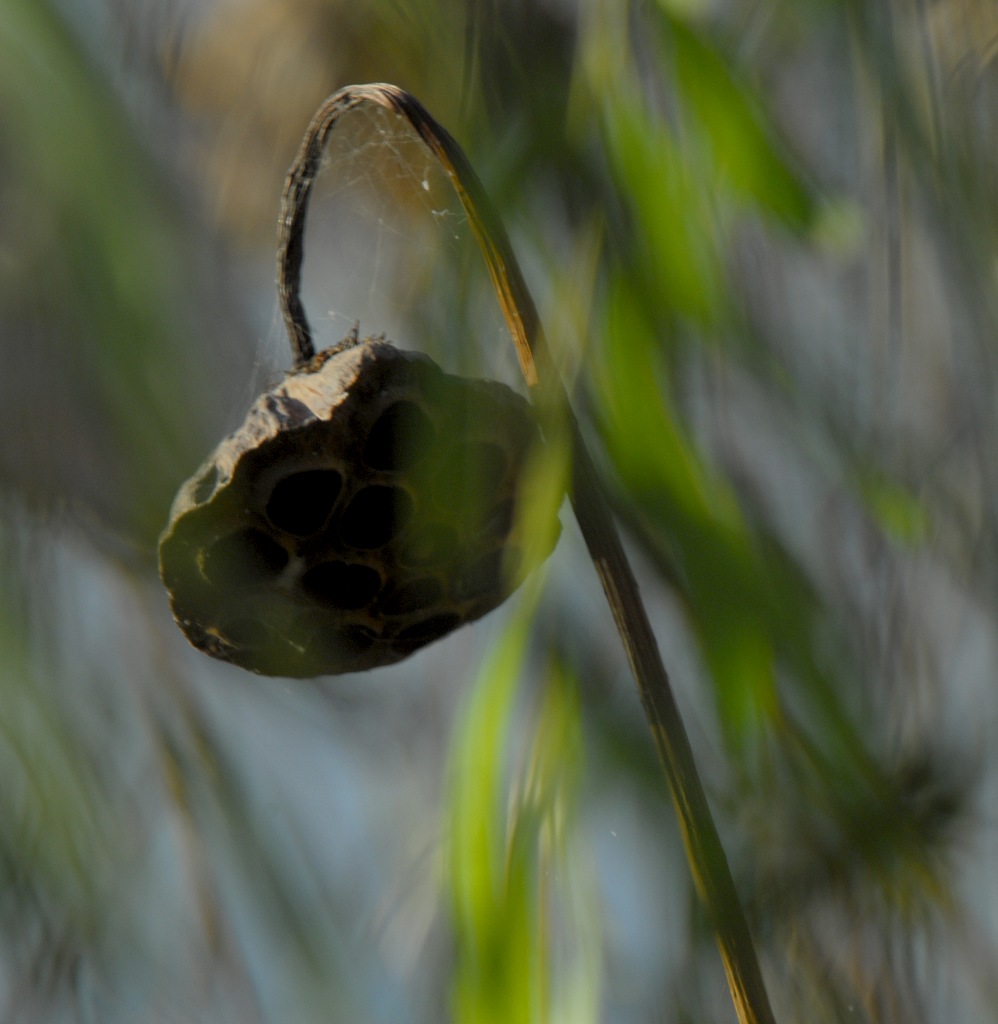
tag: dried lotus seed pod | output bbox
[158,336,560,677]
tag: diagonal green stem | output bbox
[277,82,776,1024]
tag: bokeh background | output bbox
[3,0,998,1021]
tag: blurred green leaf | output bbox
[661,12,816,230]
[0,541,116,936]
[447,607,532,1024]
[595,276,781,741]
[446,599,595,1024]
[599,90,728,324]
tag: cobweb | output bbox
[271,102,523,388]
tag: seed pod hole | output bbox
[202,528,289,587]
[340,485,414,549]
[364,400,435,471]
[301,561,382,609]
[266,468,343,536]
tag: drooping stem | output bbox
[277,83,777,1024]
[277,90,367,364]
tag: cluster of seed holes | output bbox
[340,485,414,549]
[364,400,435,471]
[156,331,569,682]
[202,528,288,588]
[180,383,541,672]
[266,468,343,536]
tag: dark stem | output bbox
[277,90,368,364]
[277,83,777,1024]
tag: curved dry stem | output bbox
[277,83,550,384]
[277,83,777,1024]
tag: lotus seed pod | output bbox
[158,336,560,677]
